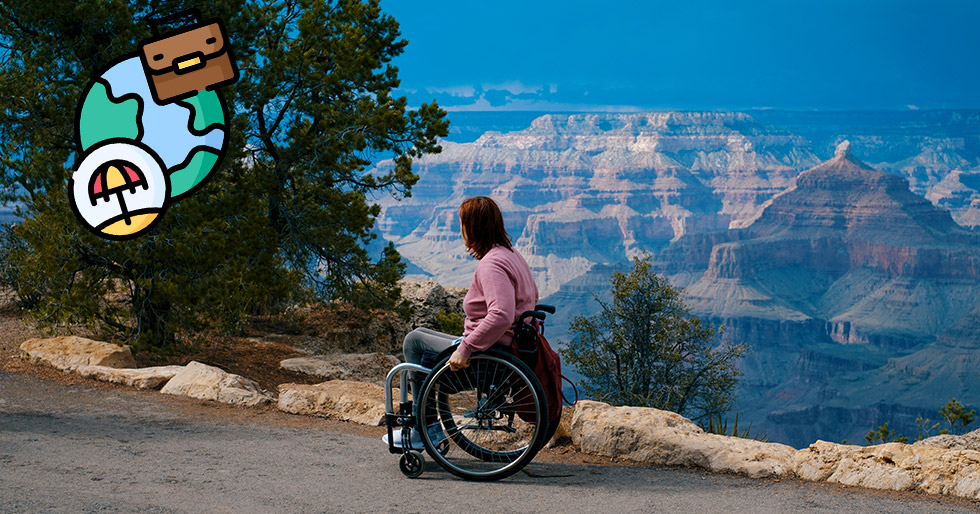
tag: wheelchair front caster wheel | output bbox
[399,450,424,478]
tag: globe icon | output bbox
[71,55,229,239]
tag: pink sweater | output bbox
[459,246,539,358]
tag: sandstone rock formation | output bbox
[571,400,797,478]
[161,361,273,406]
[546,406,576,448]
[795,440,980,498]
[19,336,136,372]
[398,279,467,330]
[571,400,980,500]
[277,380,389,425]
[651,141,980,446]
[926,168,980,229]
[280,353,400,385]
[76,365,184,390]
[916,428,980,451]
[377,111,980,296]
[373,111,980,446]
[376,112,818,296]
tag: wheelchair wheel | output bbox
[416,349,548,481]
[399,450,424,478]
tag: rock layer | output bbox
[654,142,980,446]
[571,400,797,478]
[161,361,273,406]
[280,353,400,385]
[572,400,980,500]
[795,440,980,498]
[19,336,136,372]
[76,365,184,390]
[277,380,389,426]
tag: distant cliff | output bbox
[372,111,980,447]
[660,141,980,446]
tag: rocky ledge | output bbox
[574,400,980,499]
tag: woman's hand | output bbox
[448,349,471,371]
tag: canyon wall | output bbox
[373,111,980,447]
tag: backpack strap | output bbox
[560,375,579,406]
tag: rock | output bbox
[915,428,980,451]
[795,441,918,490]
[794,439,980,499]
[277,380,391,426]
[280,353,400,385]
[76,365,184,390]
[376,111,980,447]
[398,280,467,330]
[546,406,576,448]
[571,400,796,478]
[161,361,273,406]
[19,336,136,372]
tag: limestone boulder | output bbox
[796,441,918,491]
[161,361,273,406]
[571,400,796,478]
[19,336,136,372]
[915,428,980,451]
[399,280,467,330]
[280,353,400,385]
[796,441,980,498]
[546,406,576,448]
[76,365,185,390]
[277,380,391,426]
[794,439,980,499]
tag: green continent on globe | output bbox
[78,81,141,151]
[178,91,225,134]
[170,149,219,198]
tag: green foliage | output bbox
[434,310,464,336]
[915,416,941,442]
[865,422,908,445]
[939,398,975,435]
[0,0,447,347]
[699,413,767,442]
[560,253,747,422]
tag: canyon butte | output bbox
[374,111,980,447]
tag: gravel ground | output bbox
[3,368,980,513]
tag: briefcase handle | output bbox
[148,8,203,36]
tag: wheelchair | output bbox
[383,305,556,481]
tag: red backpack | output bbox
[511,306,576,428]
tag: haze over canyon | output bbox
[373,110,980,447]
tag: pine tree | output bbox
[0,0,447,347]
[561,253,746,422]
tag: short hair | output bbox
[459,196,512,259]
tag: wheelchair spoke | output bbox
[417,350,547,481]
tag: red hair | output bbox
[459,196,512,259]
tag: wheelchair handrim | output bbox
[417,353,545,479]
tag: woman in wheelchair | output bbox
[384,196,549,480]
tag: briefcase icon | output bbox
[138,11,239,104]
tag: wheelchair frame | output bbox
[383,305,556,481]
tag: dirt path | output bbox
[3,311,980,512]
[4,370,980,512]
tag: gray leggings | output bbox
[402,327,459,397]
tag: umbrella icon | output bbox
[89,160,148,225]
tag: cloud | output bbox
[397,82,650,112]
[427,85,478,97]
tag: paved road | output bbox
[1,370,977,513]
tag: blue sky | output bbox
[380,0,980,111]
